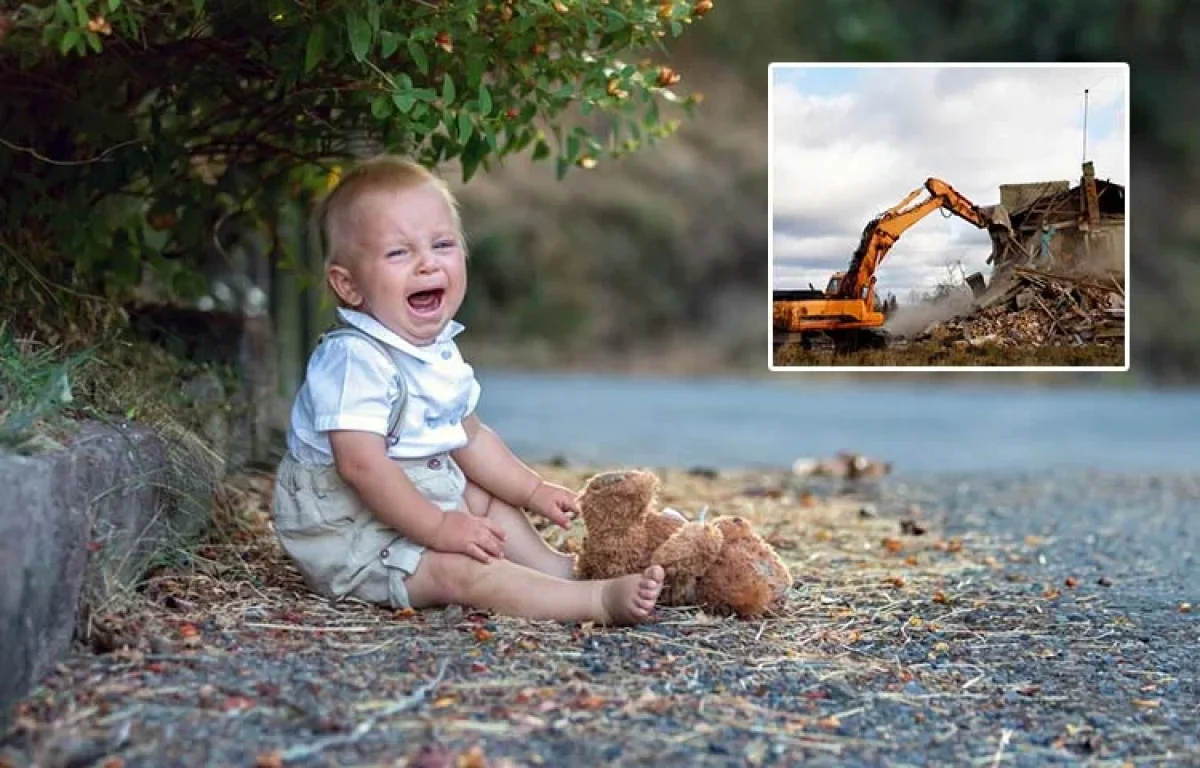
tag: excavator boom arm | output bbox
[836,178,996,300]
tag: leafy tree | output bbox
[0,0,707,310]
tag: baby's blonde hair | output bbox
[314,154,464,269]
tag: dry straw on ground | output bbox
[5,464,1118,767]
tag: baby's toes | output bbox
[645,564,666,584]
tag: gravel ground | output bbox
[2,467,1198,768]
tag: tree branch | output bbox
[0,136,142,166]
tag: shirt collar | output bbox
[336,307,464,364]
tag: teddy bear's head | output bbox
[697,515,794,618]
[577,470,659,540]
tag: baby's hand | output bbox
[527,481,579,530]
[434,510,507,563]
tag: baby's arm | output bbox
[451,415,578,528]
[304,336,504,562]
[330,430,506,562]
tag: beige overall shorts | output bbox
[272,325,467,609]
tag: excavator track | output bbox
[825,328,891,353]
[773,328,892,357]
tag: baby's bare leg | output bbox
[463,482,576,579]
[405,552,664,625]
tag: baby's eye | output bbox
[434,239,456,250]
[386,249,409,259]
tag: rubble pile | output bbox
[915,267,1125,348]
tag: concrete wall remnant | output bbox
[1000,181,1071,213]
[992,165,1125,277]
[0,423,216,732]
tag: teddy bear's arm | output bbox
[650,523,724,575]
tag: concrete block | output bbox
[0,422,214,732]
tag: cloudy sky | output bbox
[770,64,1128,302]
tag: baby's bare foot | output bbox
[600,565,664,625]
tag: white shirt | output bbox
[286,308,482,464]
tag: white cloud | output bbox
[770,65,1129,301]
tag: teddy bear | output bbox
[572,469,793,619]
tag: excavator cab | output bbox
[825,273,844,295]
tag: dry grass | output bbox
[775,340,1126,368]
[89,463,993,647]
[21,463,1179,767]
[7,463,1054,766]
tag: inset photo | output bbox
[768,63,1129,371]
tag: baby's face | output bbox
[330,182,467,346]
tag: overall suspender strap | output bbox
[317,325,408,445]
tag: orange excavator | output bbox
[772,178,1012,352]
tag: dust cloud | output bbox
[884,287,977,338]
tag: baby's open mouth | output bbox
[407,288,445,316]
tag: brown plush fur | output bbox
[574,469,793,619]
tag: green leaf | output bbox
[457,111,473,144]
[347,13,371,62]
[478,84,493,116]
[461,136,486,183]
[532,139,551,161]
[107,0,121,10]
[556,156,569,180]
[380,30,401,59]
[513,129,536,153]
[366,0,381,33]
[305,24,328,73]
[371,95,392,120]
[566,134,580,162]
[467,56,485,90]
[86,30,101,53]
[392,91,416,113]
[60,28,80,55]
[442,74,456,106]
[408,40,429,75]
[601,8,627,32]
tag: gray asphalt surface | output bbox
[3,470,1198,767]
[897,471,1200,601]
[874,470,1200,766]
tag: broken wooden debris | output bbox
[913,267,1124,348]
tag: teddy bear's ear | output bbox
[711,515,754,542]
[582,471,635,492]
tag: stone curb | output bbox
[0,422,215,733]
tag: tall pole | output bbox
[1082,88,1089,164]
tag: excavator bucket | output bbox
[980,203,1013,236]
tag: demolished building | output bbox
[905,163,1126,350]
[988,161,1125,276]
